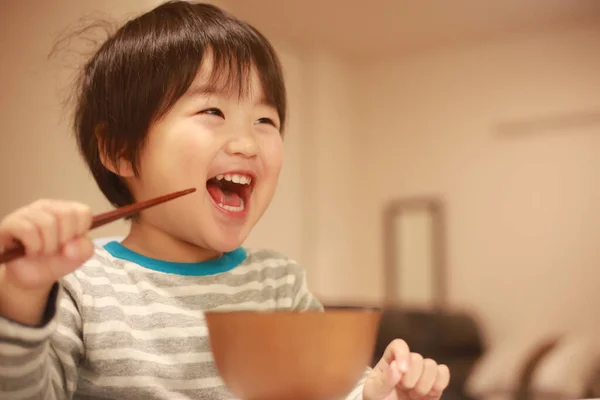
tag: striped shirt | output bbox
[0,242,367,399]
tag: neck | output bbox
[121,219,222,263]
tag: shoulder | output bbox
[243,247,298,264]
[241,248,306,286]
[241,247,306,278]
[241,248,319,310]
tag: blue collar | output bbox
[103,241,247,276]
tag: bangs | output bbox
[148,4,287,128]
[73,1,287,209]
[207,37,282,106]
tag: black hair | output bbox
[72,1,286,207]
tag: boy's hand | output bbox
[0,199,94,291]
[363,339,450,400]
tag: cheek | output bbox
[260,135,284,179]
[142,124,214,182]
[177,137,206,172]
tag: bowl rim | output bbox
[203,305,384,315]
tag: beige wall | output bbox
[356,24,600,344]
[250,21,600,343]
[243,43,364,302]
[1,2,598,345]
[0,0,163,238]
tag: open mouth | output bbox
[206,172,254,214]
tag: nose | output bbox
[225,133,259,158]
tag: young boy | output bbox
[0,2,449,399]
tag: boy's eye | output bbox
[255,117,277,127]
[200,108,225,118]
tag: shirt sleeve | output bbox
[0,275,84,399]
[288,263,324,311]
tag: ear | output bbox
[95,125,135,178]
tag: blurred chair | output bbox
[466,329,600,400]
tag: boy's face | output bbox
[125,61,283,253]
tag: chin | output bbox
[205,231,249,254]
[214,242,243,253]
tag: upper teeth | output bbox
[216,173,252,185]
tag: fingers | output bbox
[61,236,94,263]
[22,207,59,255]
[365,339,411,399]
[381,338,410,372]
[382,359,403,392]
[0,200,92,258]
[404,359,450,399]
[368,358,404,398]
[431,364,450,396]
[365,339,451,400]
[0,207,43,256]
[385,340,450,399]
[411,358,438,397]
[33,200,92,247]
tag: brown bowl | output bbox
[205,306,381,400]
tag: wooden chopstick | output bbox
[0,188,196,265]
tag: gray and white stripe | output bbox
[0,247,365,399]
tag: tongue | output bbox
[207,183,243,207]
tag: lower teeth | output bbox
[218,199,245,212]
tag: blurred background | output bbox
[1,1,599,398]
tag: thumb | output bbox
[61,236,94,264]
[365,360,404,400]
[382,360,404,392]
